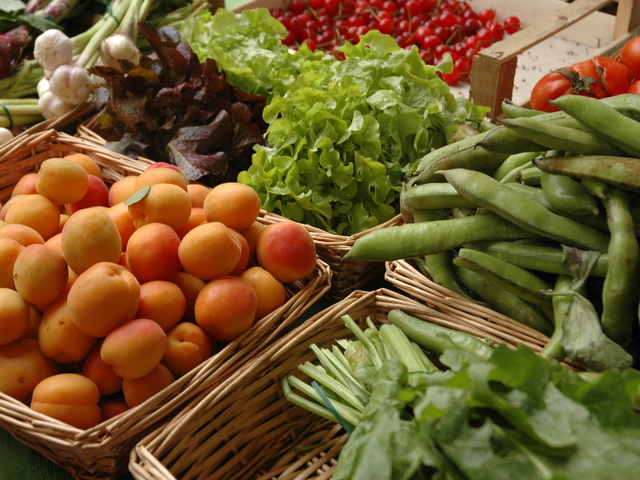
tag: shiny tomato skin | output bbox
[593,56,630,97]
[628,79,640,94]
[620,36,640,83]
[570,59,606,98]
[530,69,584,113]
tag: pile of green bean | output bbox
[345,94,640,371]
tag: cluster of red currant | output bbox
[270,0,521,85]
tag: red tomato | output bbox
[530,68,599,113]
[628,79,640,94]
[593,56,630,97]
[619,36,640,83]
[570,59,606,98]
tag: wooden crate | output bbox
[469,0,640,117]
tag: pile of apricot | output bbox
[0,155,318,430]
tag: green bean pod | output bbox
[453,265,554,336]
[402,182,478,210]
[550,95,640,158]
[465,241,609,277]
[421,252,478,302]
[533,155,640,194]
[501,99,545,119]
[387,309,495,359]
[493,151,541,181]
[599,187,639,348]
[474,124,546,155]
[539,275,573,361]
[540,171,599,217]
[442,169,610,252]
[454,248,553,307]
[412,145,508,185]
[412,207,447,223]
[498,116,626,156]
[344,212,538,261]
[414,129,491,174]
[517,166,542,186]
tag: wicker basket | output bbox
[0,129,333,480]
[75,124,403,301]
[128,286,549,480]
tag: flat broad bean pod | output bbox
[442,169,610,253]
[401,182,478,210]
[540,171,599,217]
[498,116,626,157]
[533,155,640,194]
[344,212,539,262]
[454,248,554,308]
[474,124,546,155]
[465,241,609,277]
[452,264,554,336]
[550,95,640,158]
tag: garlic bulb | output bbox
[33,29,73,72]
[37,77,50,97]
[38,91,72,119]
[0,127,13,145]
[99,33,141,70]
[48,64,92,105]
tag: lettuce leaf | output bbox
[181,10,488,235]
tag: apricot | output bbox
[239,266,287,320]
[145,162,188,183]
[81,342,123,396]
[24,304,42,340]
[0,223,45,247]
[175,207,206,240]
[108,175,138,207]
[229,229,251,276]
[12,172,38,197]
[203,182,261,231]
[125,223,182,283]
[127,183,191,231]
[240,221,266,257]
[35,157,89,205]
[0,194,23,221]
[187,183,211,208]
[0,338,58,401]
[64,153,103,180]
[4,193,60,240]
[13,244,68,309]
[31,373,101,430]
[68,262,140,338]
[173,272,206,323]
[163,322,214,377]
[136,167,188,192]
[56,213,69,234]
[0,237,24,288]
[100,318,167,379]
[178,222,242,280]
[256,221,317,283]
[44,232,63,253]
[0,288,30,345]
[61,207,122,275]
[195,276,257,342]
[39,295,98,363]
[122,363,175,408]
[106,202,136,249]
[100,398,129,423]
[137,280,186,332]
[66,175,110,214]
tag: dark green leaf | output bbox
[18,13,61,32]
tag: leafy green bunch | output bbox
[181,9,488,235]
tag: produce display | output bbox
[285,311,640,479]
[347,93,640,373]
[269,0,521,85]
[182,8,488,235]
[529,35,640,113]
[0,157,318,430]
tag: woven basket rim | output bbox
[128,286,538,480]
